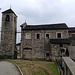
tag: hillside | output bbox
[7,60,59,75]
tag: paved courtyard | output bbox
[0,61,20,75]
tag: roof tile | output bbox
[21,23,68,30]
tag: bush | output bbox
[30,55,36,61]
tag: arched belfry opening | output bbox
[5,15,10,21]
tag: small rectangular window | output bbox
[35,33,41,39]
[57,33,61,38]
[37,34,40,39]
[45,33,50,39]
[71,34,75,37]
[60,44,63,47]
[46,53,49,57]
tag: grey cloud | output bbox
[1,0,75,43]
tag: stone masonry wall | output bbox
[68,46,75,60]
[1,13,17,58]
[21,29,69,60]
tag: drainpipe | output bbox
[21,29,23,59]
[43,29,45,60]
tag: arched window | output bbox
[6,15,10,21]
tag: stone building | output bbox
[1,9,17,58]
[20,22,75,61]
[1,8,75,60]
[21,22,75,60]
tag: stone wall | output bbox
[1,12,17,58]
[68,46,75,60]
[51,44,69,61]
[21,29,69,60]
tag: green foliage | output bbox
[17,53,20,56]
[30,55,36,61]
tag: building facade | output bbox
[20,23,75,61]
[1,9,17,58]
[1,9,75,60]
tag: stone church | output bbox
[20,22,75,61]
[1,9,17,58]
[1,8,75,60]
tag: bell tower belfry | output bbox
[1,9,17,58]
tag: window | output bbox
[6,15,10,21]
[60,44,63,47]
[46,53,49,57]
[14,17,16,22]
[36,34,40,39]
[25,33,31,39]
[45,33,50,39]
[71,34,75,37]
[57,33,62,38]
[35,33,41,39]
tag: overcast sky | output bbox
[0,0,75,43]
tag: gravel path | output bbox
[0,61,20,75]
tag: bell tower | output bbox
[1,9,17,58]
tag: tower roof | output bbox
[2,8,17,16]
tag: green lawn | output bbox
[45,63,59,75]
[32,67,49,75]
[6,59,59,75]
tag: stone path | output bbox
[0,61,20,75]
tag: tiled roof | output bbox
[68,27,75,33]
[50,39,70,44]
[2,9,17,16]
[21,23,68,30]
[20,22,27,27]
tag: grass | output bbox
[32,67,49,75]
[5,59,59,75]
[45,63,59,75]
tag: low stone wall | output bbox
[68,46,75,60]
[62,57,75,75]
[56,57,75,75]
